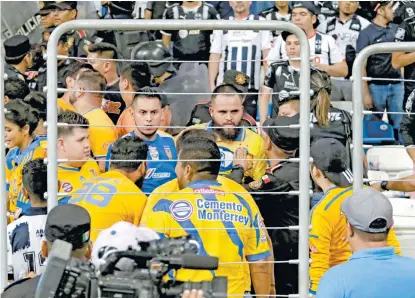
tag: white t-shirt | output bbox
[210,14,272,90]
[317,15,371,56]
[266,31,345,66]
[7,208,48,281]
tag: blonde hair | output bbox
[310,70,331,127]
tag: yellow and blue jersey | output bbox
[8,136,47,214]
[146,179,270,296]
[57,159,100,204]
[190,122,267,180]
[69,170,147,243]
[309,186,402,295]
[105,130,177,194]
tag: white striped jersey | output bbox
[7,207,47,281]
[210,14,272,90]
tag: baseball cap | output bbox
[92,221,160,270]
[291,1,320,28]
[262,114,300,151]
[44,204,91,250]
[45,1,77,10]
[281,31,296,42]
[213,70,250,94]
[4,35,31,60]
[310,138,354,188]
[341,188,393,233]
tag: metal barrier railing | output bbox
[352,42,415,190]
[43,19,311,297]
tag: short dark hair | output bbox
[22,159,47,201]
[5,77,30,100]
[120,62,152,90]
[176,129,217,152]
[58,111,89,137]
[110,135,148,171]
[5,99,39,135]
[133,86,167,108]
[88,42,119,59]
[212,85,243,102]
[76,71,106,93]
[178,136,221,176]
[63,61,94,87]
[23,92,47,121]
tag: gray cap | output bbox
[341,188,393,234]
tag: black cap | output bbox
[281,31,295,42]
[45,1,77,10]
[213,70,250,94]
[4,35,31,60]
[45,204,91,250]
[310,138,354,188]
[263,114,300,151]
[292,1,319,15]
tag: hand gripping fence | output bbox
[352,42,415,190]
[0,19,312,295]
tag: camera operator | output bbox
[2,204,92,298]
[91,221,205,298]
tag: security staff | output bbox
[3,35,33,86]
[230,114,300,295]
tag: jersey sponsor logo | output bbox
[219,147,234,171]
[145,168,171,179]
[36,229,44,238]
[395,27,406,41]
[149,146,159,160]
[407,7,415,17]
[61,182,73,193]
[193,188,224,195]
[282,72,290,80]
[196,199,249,226]
[170,200,194,221]
[284,81,297,89]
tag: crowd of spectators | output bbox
[3,1,415,298]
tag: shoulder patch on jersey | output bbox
[61,182,73,193]
[170,200,193,221]
[249,179,263,190]
[262,175,271,184]
[395,27,406,40]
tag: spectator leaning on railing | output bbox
[316,188,415,298]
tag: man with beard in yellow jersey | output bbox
[146,137,272,297]
[183,73,267,183]
[57,111,100,204]
[5,100,47,218]
[70,71,117,172]
[70,135,148,242]
[308,138,402,296]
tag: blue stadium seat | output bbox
[363,120,396,145]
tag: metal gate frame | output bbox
[352,42,415,190]
[0,19,312,296]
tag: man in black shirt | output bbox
[88,42,126,124]
[230,114,300,295]
[356,1,404,141]
[393,2,415,162]
[161,1,220,64]
[260,1,291,38]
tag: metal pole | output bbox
[352,42,415,191]
[0,45,8,290]
[47,19,311,297]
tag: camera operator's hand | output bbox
[182,289,204,298]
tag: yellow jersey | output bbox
[146,179,270,296]
[69,170,147,243]
[57,159,100,204]
[83,108,118,159]
[8,136,47,214]
[309,186,402,295]
[186,122,267,181]
[57,98,76,112]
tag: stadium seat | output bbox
[366,146,413,177]
[363,120,396,145]
[389,198,415,259]
[367,170,389,184]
